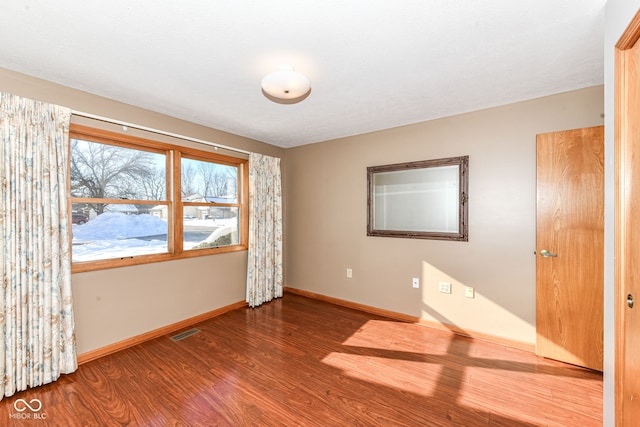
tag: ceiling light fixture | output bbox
[261,66,311,104]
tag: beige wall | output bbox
[0,66,605,355]
[285,85,604,345]
[0,67,285,354]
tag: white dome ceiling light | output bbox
[261,66,311,104]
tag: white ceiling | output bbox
[0,1,605,148]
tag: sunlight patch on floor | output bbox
[321,350,446,397]
[339,319,451,354]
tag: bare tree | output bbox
[70,139,158,213]
[134,166,166,213]
[210,171,230,197]
[198,161,217,198]
[199,163,236,198]
[181,158,237,199]
[181,161,197,197]
[137,166,166,200]
[225,167,237,197]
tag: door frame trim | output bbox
[615,8,640,424]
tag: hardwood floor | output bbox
[0,294,602,426]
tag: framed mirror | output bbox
[367,156,468,241]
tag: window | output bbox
[180,156,241,250]
[69,125,248,272]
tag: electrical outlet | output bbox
[438,282,452,294]
[412,278,420,288]
[465,286,475,298]
[346,268,353,279]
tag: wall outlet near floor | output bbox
[412,278,420,288]
[438,282,452,294]
[346,268,353,279]
[465,286,475,298]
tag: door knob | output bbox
[628,294,634,309]
[540,249,558,258]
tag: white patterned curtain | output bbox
[246,152,283,307]
[0,93,77,399]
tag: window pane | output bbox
[71,138,166,200]
[181,157,238,199]
[71,203,169,262]
[184,207,240,250]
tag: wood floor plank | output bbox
[0,294,602,426]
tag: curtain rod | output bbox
[70,110,252,155]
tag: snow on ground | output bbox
[72,212,236,262]
[73,212,167,240]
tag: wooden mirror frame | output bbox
[367,156,469,241]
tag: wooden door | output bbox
[616,9,640,424]
[536,126,604,371]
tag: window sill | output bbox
[71,245,248,274]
